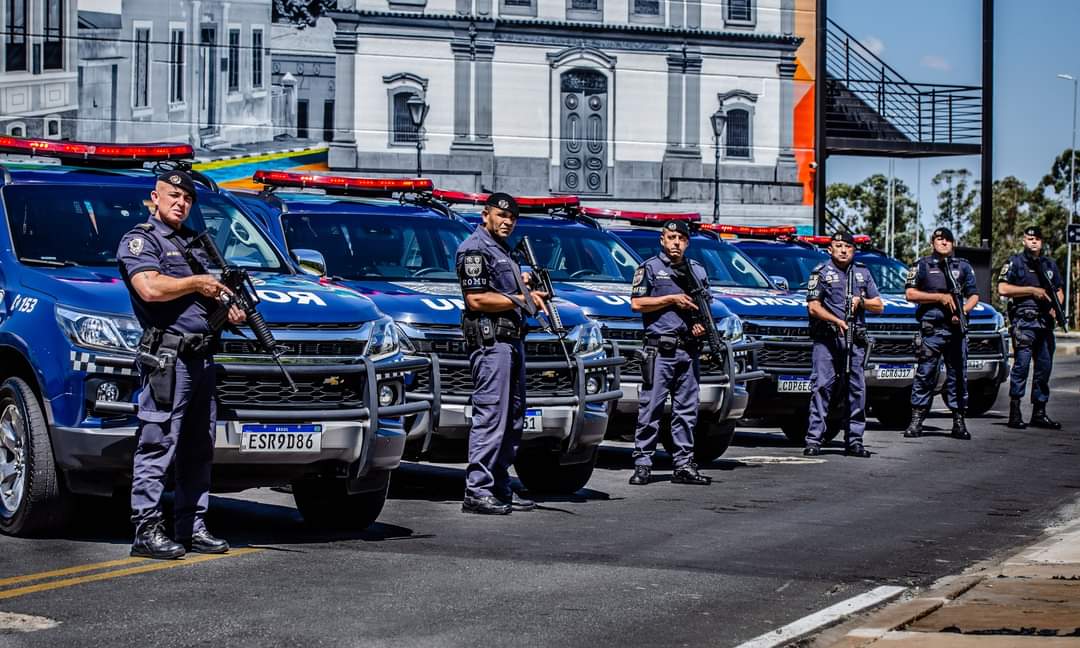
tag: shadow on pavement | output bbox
[595,444,760,472]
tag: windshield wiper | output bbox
[19,257,80,267]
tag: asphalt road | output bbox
[2,360,1080,648]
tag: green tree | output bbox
[825,174,920,264]
[932,168,979,239]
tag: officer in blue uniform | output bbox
[456,193,546,515]
[628,220,712,486]
[997,225,1064,430]
[117,171,242,559]
[903,227,979,440]
[804,232,883,457]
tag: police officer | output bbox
[628,220,712,486]
[997,226,1064,429]
[117,170,243,559]
[903,227,979,440]
[456,193,546,515]
[805,232,884,457]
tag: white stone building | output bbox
[0,0,79,139]
[77,0,273,148]
[329,0,806,209]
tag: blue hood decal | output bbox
[562,281,734,320]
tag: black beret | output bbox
[156,170,197,201]
[831,231,855,245]
[663,220,691,238]
[1024,225,1043,238]
[932,227,954,242]
[485,192,519,217]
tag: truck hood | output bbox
[710,285,807,319]
[341,279,591,329]
[875,293,998,320]
[560,280,734,321]
[19,266,382,325]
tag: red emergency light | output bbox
[798,234,872,246]
[579,207,701,223]
[432,189,580,213]
[252,170,434,194]
[0,136,193,163]
[698,223,798,238]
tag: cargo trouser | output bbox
[633,346,700,468]
[911,325,968,411]
[467,339,526,500]
[1009,317,1055,404]
[806,336,867,449]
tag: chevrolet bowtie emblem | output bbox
[323,376,343,387]
[542,370,557,379]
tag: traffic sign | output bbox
[1069,223,1080,244]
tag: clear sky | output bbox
[827,0,1079,222]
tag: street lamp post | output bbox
[710,111,727,221]
[1058,73,1077,324]
[407,94,430,178]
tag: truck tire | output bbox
[514,446,597,495]
[292,473,389,531]
[691,419,736,465]
[965,381,1001,417]
[872,392,913,430]
[780,414,839,445]
[0,377,70,536]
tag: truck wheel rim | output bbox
[0,404,27,517]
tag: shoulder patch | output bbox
[807,273,819,291]
[463,253,484,278]
[906,265,917,282]
[998,261,1011,281]
[632,266,645,287]
[128,237,144,256]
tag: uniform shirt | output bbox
[806,259,879,326]
[998,250,1063,317]
[904,254,978,324]
[631,253,711,337]
[455,225,526,324]
[117,217,216,335]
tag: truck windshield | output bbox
[739,244,827,290]
[856,252,909,294]
[510,224,640,283]
[280,212,469,281]
[618,233,771,289]
[3,184,285,271]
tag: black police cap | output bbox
[1024,225,1043,239]
[932,227,955,242]
[662,220,691,238]
[485,192,519,217]
[156,170,197,201]
[831,231,856,245]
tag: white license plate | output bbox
[524,408,543,432]
[876,364,915,380]
[777,376,812,393]
[966,359,986,370]
[240,424,322,453]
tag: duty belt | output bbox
[644,334,692,350]
[159,329,216,358]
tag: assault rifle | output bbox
[515,236,573,368]
[843,267,856,375]
[673,260,723,366]
[188,232,298,393]
[1031,260,1068,333]
[940,256,969,336]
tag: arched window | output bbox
[725,108,751,159]
[392,91,420,144]
[383,73,429,147]
[7,122,26,137]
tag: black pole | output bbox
[713,134,721,220]
[416,138,423,178]
[814,0,828,234]
[980,0,993,248]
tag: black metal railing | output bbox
[826,18,981,146]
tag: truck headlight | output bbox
[717,315,743,342]
[572,321,604,355]
[365,316,401,362]
[395,324,416,354]
[56,306,142,353]
[993,310,1007,334]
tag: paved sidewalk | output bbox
[811,502,1080,647]
[1055,332,1080,357]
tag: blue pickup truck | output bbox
[0,138,433,536]
[438,196,762,464]
[234,172,624,495]
[735,235,1008,427]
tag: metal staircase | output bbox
[825,18,981,157]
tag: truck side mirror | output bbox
[770,275,790,291]
[291,249,327,277]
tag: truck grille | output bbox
[758,344,812,368]
[969,336,1003,356]
[216,374,363,408]
[412,334,576,398]
[744,323,809,338]
[219,340,366,357]
[870,340,916,358]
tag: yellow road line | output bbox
[0,548,260,601]
[0,557,150,588]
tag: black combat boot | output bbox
[904,408,927,438]
[629,465,651,486]
[951,411,971,440]
[131,521,186,560]
[462,495,511,515]
[181,529,229,554]
[1029,403,1062,430]
[1007,399,1027,429]
[672,463,712,485]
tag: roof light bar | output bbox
[698,223,799,238]
[580,207,701,223]
[432,189,580,213]
[798,234,872,246]
[252,170,433,194]
[0,136,194,163]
